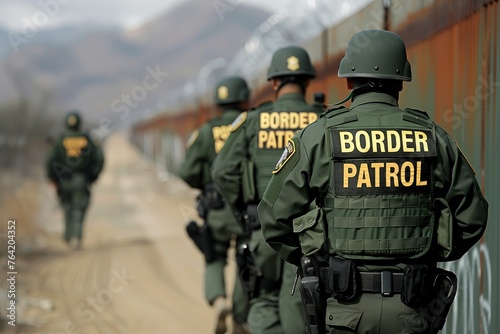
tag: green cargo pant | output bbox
[206,205,249,324]
[246,229,283,334]
[57,173,90,242]
[325,292,430,333]
[279,261,305,334]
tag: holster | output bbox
[328,256,360,302]
[204,183,225,210]
[185,220,216,263]
[195,194,210,219]
[300,256,326,334]
[246,204,261,230]
[401,266,457,334]
[236,244,262,299]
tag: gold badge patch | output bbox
[218,86,229,100]
[186,130,199,149]
[272,139,296,174]
[287,56,300,71]
[230,112,247,132]
[67,115,77,127]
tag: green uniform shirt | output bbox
[46,130,104,184]
[178,109,241,189]
[258,92,489,266]
[212,93,324,209]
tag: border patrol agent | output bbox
[212,46,324,334]
[178,76,251,334]
[46,111,104,249]
[258,30,488,334]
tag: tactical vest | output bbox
[251,100,323,201]
[322,107,437,261]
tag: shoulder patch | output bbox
[230,112,247,132]
[186,129,199,149]
[272,139,296,174]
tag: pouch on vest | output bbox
[241,159,256,204]
[433,198,454,260]
[293,207,326,256]
[401,264,431,307]
[328,256,360,301]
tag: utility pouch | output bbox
[424,269,458,334]
[246,204,261,230]
[401,264,431,307]
[204,184,225,210]
[241,159,256,204]
[433,198,454,260]
[292,207,326,256]
[328,257,360,302]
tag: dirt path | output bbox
[1,133,237,334]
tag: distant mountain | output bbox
[0,0,270,122]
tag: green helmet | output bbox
[267,46,316,80]
[338,30,411,81]
[65,111,81,130]
[214,76,250,105]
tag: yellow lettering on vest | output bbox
[387,130,401,152]
[344,163,357,187]
[371,162,384,187]
[339,131,355,153]
[299,113,308,128]
[386,162,399,187]
[260,113,269,128]
[415,161,428,186]
[357,163,372,188]
[400,161,414,186]
[401,130,414,152]
[269,113,279,129]
[308,113,318,124]
[280,113,289,128]
[267,131,277,148]
[355,131,370,153]
[289,113,298,128]
[371,130,385,152]
[258,131,268,148]
[215,141,224,154]
[63,137,88,157]
[414,131,429,152]
[212,127,220,140]
[285,131,295,144]
[275,131,285,148]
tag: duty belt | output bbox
[319,268,403,296]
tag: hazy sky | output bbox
[0,0,297,32]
